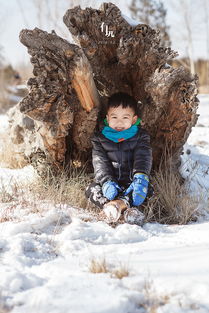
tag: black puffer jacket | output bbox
[91,127,152,187]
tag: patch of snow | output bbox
[180,94,209,206]
[0,166,38,194]
[0,94,209,312]
[1,211,209,312]
[0,114,9,134]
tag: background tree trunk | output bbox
[8,2,199,176]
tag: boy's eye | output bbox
[123,117,129,119]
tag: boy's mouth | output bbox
[115,128,124,131]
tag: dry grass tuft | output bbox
[0,187,16,204]
[0,162,92,223]
[143,153,199,225]
[0,179,40,223]
[32,165,92,209]
[89,257,130,279]
[138,277,200,312]
[89,258,109,274]
[111,265,129,279]
[138,278,170,313]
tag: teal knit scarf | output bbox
[102,118,141,143]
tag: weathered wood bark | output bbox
[9,2,198,175]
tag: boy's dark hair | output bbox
[106,92,139,115]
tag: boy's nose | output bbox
[117,120,123,126]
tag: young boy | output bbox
[85,92,152,225]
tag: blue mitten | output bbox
[123,173,149,206]
[102,181,121,200]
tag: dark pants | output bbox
[85,182,154,209]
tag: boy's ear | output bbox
[132,115,138,124]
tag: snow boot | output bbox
[103,199,128,223]
[124,208,145,226]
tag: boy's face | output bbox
[106,105,137,131]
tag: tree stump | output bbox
[9,2,199,176]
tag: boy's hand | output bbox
[123,173,149,206]
[102,181,121,200]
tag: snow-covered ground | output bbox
[180,95,209,204]
[0,95,209,313]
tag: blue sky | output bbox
[0,0,208,67]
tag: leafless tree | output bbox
[180,0,195,74]
[17,0,97,38]
[170,0,204,75]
